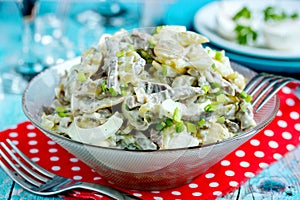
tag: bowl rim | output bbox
[22,58,280,153]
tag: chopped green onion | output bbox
[175,122,184,133]
[214,51,223,61]
[77,72,87,82]
[116,50,125,57]
[137,49,153,63]
[173,107,182,122]
[156,122,166,131]
[204,103,218,112]
[240,91,252,102]
[217,116,225,124]
[161,64,168,76]
[198,119,205,127]
[101,80,107,92]
[109,88,119,96]
[211,82,221,89]
[186,122,197,133]
[202,84,210,94]
[56,106,68,118]
[153,26,163,34]
[211,63,217,71]
[165,118,173,127]
[56,106,65,113]
[128,45,135,51]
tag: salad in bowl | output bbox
[41,26,256,150]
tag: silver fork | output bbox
[0,139,139,200]
[244,72,299,112]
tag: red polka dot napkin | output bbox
[0,83,299,200]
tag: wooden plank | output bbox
[0,169,14,199]
[221,146,300,199]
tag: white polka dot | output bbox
[31,157,40,162]
[205,173,215,179]
[52,166,61,171]
[295,124,300,131]
[29,148,39,154]
[9,132,18,138]
[47,140,56,145]
[50,156,59,161]
[26,124,35,130]
[259,162,269,169]
[220,160,230,166]
[153,197,163,200]
[28,140,37,145]
[282,86,291,94]
[70,158,79,162]
[93,177,102,181]
[192,192,202,196]
[254,151,265,158]
[225,170,235,176]
[235,150,245,157]
[244,172,255,178]
[268,141,279,149]
[49,148,58,153]
[213,191,222,196]
[273,153,282,160]
[277,110,283,117]
[286,144,295,151]
[290,111,299,120]
[73,175,82,180]
[229,181,239,187]
[277,120,288,128]
[71,166,80,171]
[282,132,292,140]
[240,161,250,168]
[209,182,219,187]
[171,191,181,196]
[250,139,260,146]
[286,98,295,106]
[264,130,274,137]
[189,183,198,188]
[27,132,37,137]
[133,193,142,197]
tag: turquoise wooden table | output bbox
[1,1,300,199]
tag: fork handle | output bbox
[69,182,140,200]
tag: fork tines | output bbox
[0,139,56,191]
[244,73,296,112]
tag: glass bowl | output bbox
[22,58,279,191]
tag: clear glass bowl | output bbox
[22,58,279,190]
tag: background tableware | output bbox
[1,0,42,94]
[193,0,300,60]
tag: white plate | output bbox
[193,0,300,60]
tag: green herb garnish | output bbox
[232,6,251,21]
[264,6,298,22]
[234,25,258,45]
